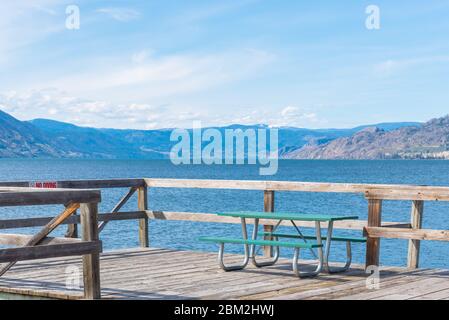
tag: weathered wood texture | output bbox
[365,227,449,241]
[407,201,424,269]
[0,210,406,231]
[366,199,382,268]
[144,211,404,230]
[0,248,448,300]
[65,203,78,238]
[3,177,449,282]
[145,178,449,200]
[0,203,80,277]
[0,234,81,246]
[4,178,449,200]
[0,179,145,189]
[0,211,146,230]
[138,186,149,247]
[0,189,100,207]
[0,241,101,263]
[80,202,101,300]
[263,190,275,257]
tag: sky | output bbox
[0,0,448,129]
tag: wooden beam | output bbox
[0,211,146,230]
[144,210,406,231]
[0,208,407,232]
[365,190,449,201]
[138,186,149,248]
[407,201,424,269]
[98,187,137,233]
[383,223,412,229]
[0,234,81,246]
[263,190,275,257]
[0,241,101,264]
[0,190,100,207]
[0,202,80,277]
[0,179,146,189]
[80,202,101,300]
[365,227,449,241]
[65,203,78,239]
[365,199,382,268]
[145,178,449,200]
[6,177,449,194]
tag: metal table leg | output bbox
[250,218,279,267]
[292,220,323,277]
[323,221,352,273]
[218,217,250,271]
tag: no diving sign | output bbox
[29,181,59,189]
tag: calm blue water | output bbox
[1,159,449,268]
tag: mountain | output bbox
[285,116,449,159]
[31,119,418,159]
[0,110,64,158]
[276,122,422,157]
[0,108,424,159]
[31,119,176,159]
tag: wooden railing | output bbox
[0,186,102,299]
[2,178,449,287]
[144,178,449,269]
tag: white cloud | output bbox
[277,106,318,126]
[96,7,140,22]
[36,49,275,101]
[0,89,323,130]
[281,106,299,117]
[0,89,199,129]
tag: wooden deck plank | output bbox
[0,247,447,300]
[338,269,449,300]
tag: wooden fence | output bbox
[1,178,449,298]
[0,186,102,299]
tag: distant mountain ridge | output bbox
[0,110,64,158]
[0,108,426,159]
[285,116,449,159]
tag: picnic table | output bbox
[200,211,365,277]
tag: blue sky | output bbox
[0,0,448,129]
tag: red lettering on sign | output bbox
[29,181,59,189]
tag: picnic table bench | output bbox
[200,211,365,277]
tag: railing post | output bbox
[407,200,424,269]
[263,190,275,257]
[365,199,382,268]
[80,202,101,299]
[138,186,149,248]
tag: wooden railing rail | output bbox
[3,178,449,273]
[144,178,449,268]
[0,187,102,299]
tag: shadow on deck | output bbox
[1,248,448,300]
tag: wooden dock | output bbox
[2,178,449,299]
[1,247,449,300]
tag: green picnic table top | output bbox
[218,211,359,222]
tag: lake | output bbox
[1,159,449,269]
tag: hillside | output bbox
[0,108,424,159]
[286,116,449,159]
[0,110,64,158]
